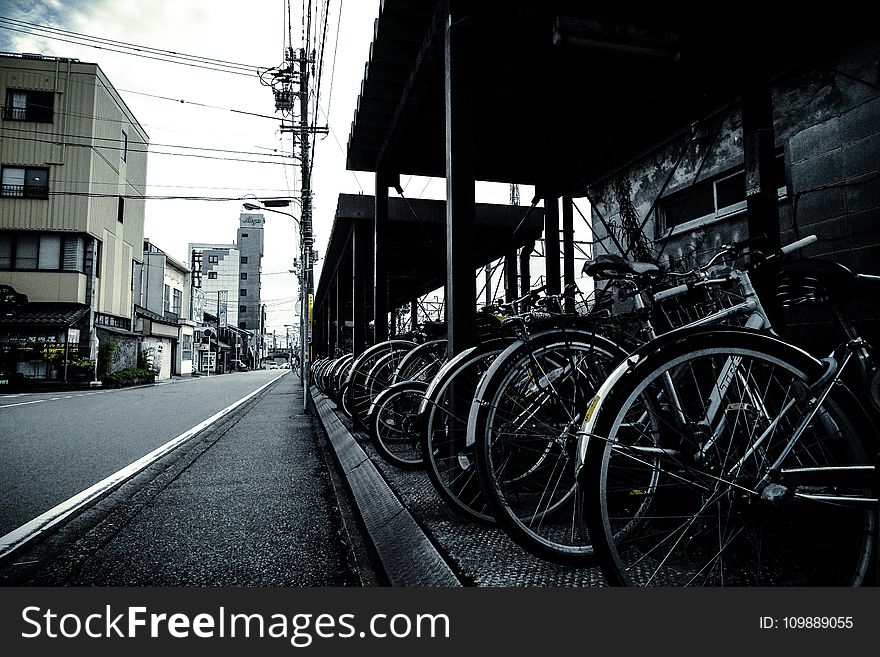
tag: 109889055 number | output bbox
[782,617,853,629]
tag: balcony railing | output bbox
[1,106,53,122]
[0,184,49,199]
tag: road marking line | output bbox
[0,371,287,561]
[0,399,47,409]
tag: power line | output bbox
[0,130,298,166]
[0,125,298,160]
[0,17,267,76]
[0,16,267,70]
[324,0,343,125]
[118,89,280,121]
[40,191,294,202]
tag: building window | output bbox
[208,271,217,279]
[241,233,248,238]
[240,288,247,296]
[239,305,247,313]
[95,240,102,278]
[208,255,218,263]
[241,256,248,264]
[0,235,11,269]
[95,312,130,330]
[62,236,85,271]
[3,89,54,122]
[164,284,171,312]
[0,233,86,271]
[239,321,247,329]
[181,334,193,361]
[121,129,128,162]
[240,272,248,280]
[172,288,182,314]
[1,166,49,199]
[15,235,38,269]
[37,235,61,269]
[117,196,125,223]
[658,154,786,236]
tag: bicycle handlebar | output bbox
[779,234,818,256]
[651,234,818,304]
[652,283,691,303]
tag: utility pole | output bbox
[268,33,326,411]
[298,47,313,413]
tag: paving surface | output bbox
[0,374,361,587]
[1,372,606,588]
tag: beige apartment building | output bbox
[0,53,148,385]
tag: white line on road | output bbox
[0,371,287,561]
[0,399,48,409]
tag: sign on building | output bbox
[218,290,228,328]
[239,213,265,227]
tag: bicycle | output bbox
[469,235,817,565]
[579,242,880,585]
[417,289,562,524]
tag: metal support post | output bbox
[444,0,476,359]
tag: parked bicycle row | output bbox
[311,234,880,587]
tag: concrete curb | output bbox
[311,387,462,587]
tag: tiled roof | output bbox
[0,302,90,327]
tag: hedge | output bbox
[100,367,157,388]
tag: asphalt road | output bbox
[0,370,285,537]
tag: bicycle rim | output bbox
[591,343,877,586]
[475,332,626,563]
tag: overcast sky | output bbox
[0,0,385,333]
[0,0,550,334]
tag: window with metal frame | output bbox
[658,154,786,237]
[1,166,49,198]
[2,89,54,122]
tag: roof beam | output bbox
[375,0,448,173]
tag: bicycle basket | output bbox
[653,274,750,332]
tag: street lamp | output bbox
[243,200,311,412]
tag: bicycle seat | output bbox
[583,254,661,281]
[776,258,879,305]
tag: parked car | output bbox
[268,362,280,370]
[231,359,249,372]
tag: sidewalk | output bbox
[0,373,363,587]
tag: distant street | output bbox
[0,371,285,537]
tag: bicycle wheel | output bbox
[471,327,629,564]
[393,339,448,384]
[420,341,510,524]
[347,340,416,429]
[584,328,878,586]
[368,380,428,469]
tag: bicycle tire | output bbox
[393,339,448,384]
[368,380,429,469]
[470,327,630,564]
[346,340,416,429]
[584,327,878,586]
[420,340,511,524]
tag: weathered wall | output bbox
[587,34,880,352]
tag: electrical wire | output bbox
[0,17,267,76]
[0,125,298,161]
